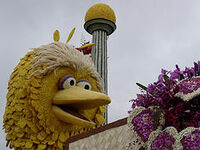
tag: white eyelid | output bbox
[60,76,76,89]
[77,80,91,90]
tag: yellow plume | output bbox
[53,30,60,42]
[78,43,95,49]
[66,28,75,43]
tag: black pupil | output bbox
[84,85,90,90]
[70,80,74,86]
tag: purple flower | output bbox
[183,67,195,78]
[131,108,163,142]
[147,84,156,93]
[161,69,168,74]
[150,132,175,150]
[169,69,183,80]
[181,130,200,149]
[158,74,164,83]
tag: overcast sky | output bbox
[1,0,200,149]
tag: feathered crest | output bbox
[53,28,95,49]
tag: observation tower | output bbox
[84,3,116,123]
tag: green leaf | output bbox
[180,74,185,80]
[136,83,147,91]
[163,74,169,83]
[152,107,162,130]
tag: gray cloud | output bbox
[1,0,200,149]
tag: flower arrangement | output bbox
[127,62,200,149]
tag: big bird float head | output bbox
[3,29,111,149]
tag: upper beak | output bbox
[53,86,110,108]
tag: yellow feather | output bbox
[30,94,38,100]
[14,141,21,147]
[16,88,27,99]
[18,119,26,128]
[30,87,39,94]
[53,30,60,42]
[52,132,58,141]
[18,69,27,76]
[25,141,33,148]
[95,114,105,125]
[38,144,46,149]
[66,27,75,43]
[16,132,24,138]
[58,132,68,142]
[98,106,106,114]
[31,79,41,88]
[57,141,63,149]
[37,131,46,141]
[48,140,55,145]
[6,134,12,140]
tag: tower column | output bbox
[92,30,108,94]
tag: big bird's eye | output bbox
[77,80,92,90]
[59,75,76,89]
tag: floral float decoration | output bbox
[3,29,110,149]
[127,62,200,149]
